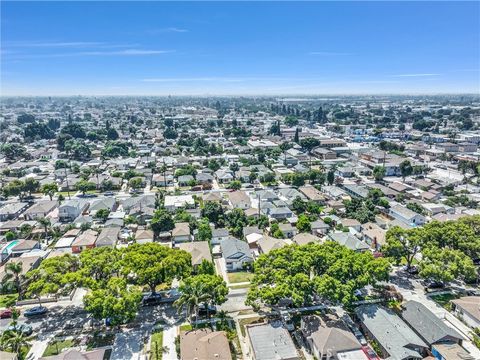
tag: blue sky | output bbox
[1,1,479,95]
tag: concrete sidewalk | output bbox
[162,325,178,360]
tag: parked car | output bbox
[198,304,217,317]
[0,309,13,319]
[24,306,48,317]
[141,293,163,307]
[103,191,114,196]
[402,265,419,275]
[7,324,33,336]
[424,279,445,289]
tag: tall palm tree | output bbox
[174,282,210,323]
[37,217,51,241]
[0,328,31,358]
[4,262,23,298]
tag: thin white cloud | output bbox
[391,73,441,77]
[7,41,105,47]
[309,51,352,56]
[6,49,174,59]
[143,77,245,83]
[147,27,188,34]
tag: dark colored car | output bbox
[425,280,445,289]
[0,309,13,319]
[198,304,217,317]
[141,293,163,306]
[24,306,48,317]
[7,324,33,336]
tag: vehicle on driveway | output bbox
[24,305,48,317]
[424,279,445,289]
[141,293,163,306]
[0,309,14,319]
[7,324,33,336]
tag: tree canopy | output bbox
[246,242,390,307]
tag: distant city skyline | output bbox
[1,1,479,95]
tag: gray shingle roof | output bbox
[355,304,427,360]
[402,300,464,346]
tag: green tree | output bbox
[0,328,31,358]
[121,243,192,294]
[83,277,142,326]
[246,242,390,307]
[382,226,421,269]
[150,209,175,237]
[228,180,242,190]
[420,248,477,283]
[41,183,58,201]
[196,259,215,275]
[37,217,51,239]
[399,160,413,181]
[94,208,110,222]
[175,274,228,321]
[128,177,143,190]
[327,170,335,185]
[300,137,320,154]
[76,180,96,195]
[196,219,212,242]
[296,214,311,233]
[373,166,386,182]
[201,202,224,226]
[23,178,40,196]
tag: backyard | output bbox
[430,293,459,310]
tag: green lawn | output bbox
[227,271,254,284]
[86,333,115,350]
[43,339,76,357]
[430,293,459,309]
[229,283,251,290]
[179,323,192,332]
[0,293,18,307]
[149,331,163,360]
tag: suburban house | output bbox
[135,229,155,244]
[71,229,98,253]
[58,199,89,223]
[227,191,251,210]
[246,322,300,360]
[401,301,464,347]
[152,173,174,187]
[177,241,213,268]
[211,228,230,246]
[172,222,191,243]
[180,329,232,360]
[0,202,30,221]
[257,235,287,255]
[10,240,41,257]
[355,304,428,360]
[389,204,426,226]
[311,219,330,236]
[328,232,369,252]
[164,195,195,212]
[220,237,253,272]
[39,348,107,360]
[300,315,367,360]
[451,296,480,329]
[96,227,120,247]
[299,186,325,203]
[22,200,57,220]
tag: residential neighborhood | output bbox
[0,94,479,360]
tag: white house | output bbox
[220,238,253,272]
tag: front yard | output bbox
[149,331,164,360]
[227,271,254,284]
[43,339,78,357]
